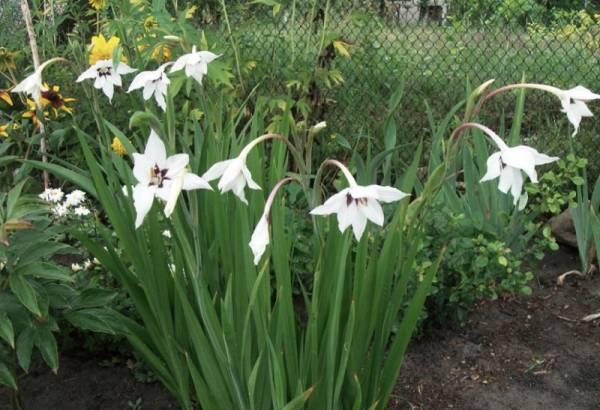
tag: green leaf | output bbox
[15,262,74,283]
[497,256,508,267]
[65,309,117,334]
[9,274,40,317]
[73,289,117,309]
[23,160,96,197]
[0,362,17,390]
[34,327,59,373]
[16,328,35,372]
[0,313,15,348]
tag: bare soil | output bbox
[1,247,598,409]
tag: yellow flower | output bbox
[40,84,76,115]
[151,44,171,62]
[111,137,127,156]
[185,5,197,19]
[0,124,8,139]
[0,90,12,106]
[89,34,122,65]
[144,16,157,31]
[0,48,18,72]
[22,99,49,127]
[89,0,107,10]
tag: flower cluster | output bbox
[39,188,92,219]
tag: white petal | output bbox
[218,159,244,192]
[498,167,513,194]
[170,55,188,73]
[337,201,357,233]
[75,66,98,83]
[111,72,123,87]
[116,62,137,75]
[133,184,156,228]
[242,166,261,190]
[164,170,185,217]
[202,159,234,181]
[310,189,348,216]
[182,173,212,191]
[370,185,409,203]
[565,85,600,101]
[480,152,502,182]
[155,89,167,111]
[142,83,155,100]
[102,81,114,102]
[128,70,157,91]
[132,153,153,184]
[196,51,220,64]
[249,216,270,265]
[164,154,189,177]
[145,131,167,164]
[517,192,529,211]
[509,168,524,204]
[349,208,368,240]
[12,73,37,92]
[360,198,384,226]
[231,176,248,204]
[501,147,537,183]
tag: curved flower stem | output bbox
[311,159,358,208]
[471,83,561,120]
[241,133,309,187]
[263,176,301,219]
[446,122,508,168]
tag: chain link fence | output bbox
[223,1,600,158]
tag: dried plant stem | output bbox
[20,0,49,189]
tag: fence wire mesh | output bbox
[221,1,600,159]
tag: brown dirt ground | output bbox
[391,246,600,409]
[1,247,598,409]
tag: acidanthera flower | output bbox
[310,160,409,240]
[170,46,219,85]
[486,83,600,136]
[472,123,559,205]
[12,57,64,103]
[131,131,211,228]
[77,59,136,102]
[249,177,296,265]
[202,134,286,204]
[127,62,172,111]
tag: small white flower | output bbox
[74,206,91,216]
[77,59,136,102]
[52,204,69,217]
[202,135,277,204]
[83,259,93,270]
[64,190,86,207]
[162,230,172,238]
[40,188,64,203]
[128,63,172,111]
[476,124,559,205]
[12,58,63,103]
[310,121,327,134]
[93,257,100,265]
[170,46,219,85]
[557,86,600,136]
[249,216,269,265]
[0,258,5,271]
[132,130,212,228]
[310,160,409,240]
[71,263,82,272]
[248,177,296,265]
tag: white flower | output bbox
[71,263,82,272]
[201,135,281,204]
[52,204,69,217]
[248,177,296,265]
[310,121,327,135]
[12,58,63,103]
[128,63,172,111]
[83,259,93,270]
[74,206,91,216]
[310,160,409,240]
[249,216,269,265]
[132,130,211,228]
[64,190,86,207]
[76,59,136,102]
[170,46,219,85]
[476,124,559,205]
[557,86,600,136]
[162,230,172,238]
[39,188,64,203]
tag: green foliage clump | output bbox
[526,154,587,216]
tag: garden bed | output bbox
[1,247,598,410]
